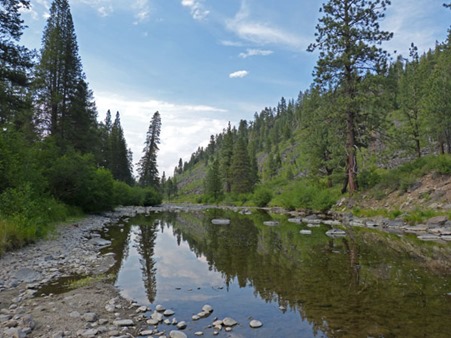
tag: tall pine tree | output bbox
[308,0,392,193]
[138,111,161,188]
[34,0,97,152]
[0,0,33,128]
[110,111,134,184]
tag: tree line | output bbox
[174,1,451,202]
[0,0,162,251]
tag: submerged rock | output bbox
[325,229,347,238]
[263,221,279,226]
[211,219,230,225]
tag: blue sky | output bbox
[21,0,450,177]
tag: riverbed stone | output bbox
[263,221,279,226]
[170,330,188,338]
[176,321,187,329]
[202,304,213,313]
[113,319,134,326]
[300,229,312,235]
[427,216,448,226]
[211,219,231,225]
[164,309,175,316]
[14,268,42,283]
[222,317,237,327]
[155,304,166,312]
[249,320,263,328]
[82,312,98,322]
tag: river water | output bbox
[102,208,450,338]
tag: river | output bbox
[100,208,450,338]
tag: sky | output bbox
[20,0,450,177]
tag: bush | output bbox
[252,187,273,207]
[142,187,162,206]
[0,184,71,253]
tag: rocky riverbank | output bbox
[0,207,151,338]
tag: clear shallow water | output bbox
[103,210,451,338]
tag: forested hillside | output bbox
[169,1,451,210]
[0,0,162,254]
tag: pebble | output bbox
[250,319,263,328]
[176,321,187,329]
[113,319,134,326]
[170,330,188,338]
[164,309,175,316]
[222,317,238,327]
[156,304,166,312]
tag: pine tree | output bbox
[110,111,133,184]
[34,0,96,152]
[397,44,427,158]
[204,158,222,200]
[230,137,253,194]
[424,36,451,153]
[308,0,393,193]
[0,0,33,127]
[138,111,161,188]
[220,122,234,193]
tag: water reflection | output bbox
[105,210,451,338]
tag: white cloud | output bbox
[229,70,249,78]
[181,0,210,21]
[220,40,244,47]
[239,48,273,58]
[382,0,449,56]
[226,2,304,49]
[94,92,228,177]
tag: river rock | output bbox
[222,317,237,327]
[87,238,112,247]
[263,221,279,226]
[151,311,164,322]
[164,309,175,316]
[417,234,441,241]
[325,229,347,238]
[155,304,166,312]
[113,319,134,326]
[202,304,213,313]
[211,219,230,225]
[288,218,302,224]
[300,229,312,235]
[249,319,263,328]
[14,268,42,283]
[427,216,448,226]
[170,330,188,338]
[82,312,98,322]
[176,321,187,329]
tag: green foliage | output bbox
[357,168,382,190]
[0,184,72,254]
[272,179,340,212]
[142,187,162,206]
[252,187,273,207]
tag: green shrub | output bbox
[252,187,273,207]
[142,187,162,206]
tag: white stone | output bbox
[250,320,263,328]
[156,304,166,312]
[176,321,187,329]
[211,219,230,225]
[170,330,188,338]
[300,230,312,235]
[222,317,237,327]
[164,309,175,316]
[202,304,213,313]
